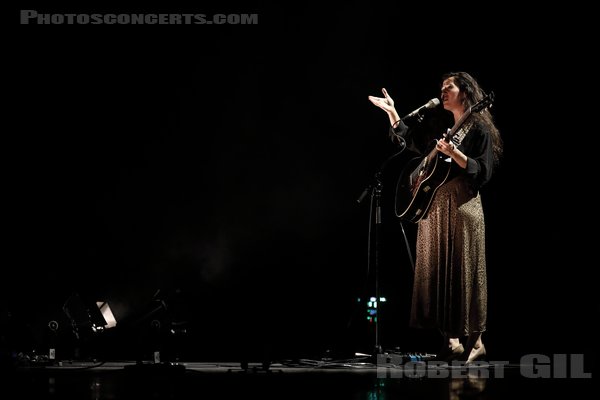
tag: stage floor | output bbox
[5,358,594,399]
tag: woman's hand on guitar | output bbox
[436,138,455,157]
[368,88,396,113]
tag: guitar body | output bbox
[395,153,452,223]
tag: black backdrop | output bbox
[5,2,597,364]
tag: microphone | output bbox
[402,98,441,120]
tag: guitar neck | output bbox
[424,108,474,161]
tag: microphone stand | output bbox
[356,139,409,359]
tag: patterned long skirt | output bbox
[409,175,487,337]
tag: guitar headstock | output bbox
[471,91,495,113]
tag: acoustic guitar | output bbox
[394,92,494,222]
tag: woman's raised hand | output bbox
[368,88,396,113]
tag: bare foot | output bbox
[465,344,486,365]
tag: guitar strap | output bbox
[449,121,473,147]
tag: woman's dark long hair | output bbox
[442,72,503,165]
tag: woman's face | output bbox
[441,77,463,112]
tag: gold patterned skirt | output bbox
[409,175,487,337]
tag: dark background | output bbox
[4,2,597,365]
